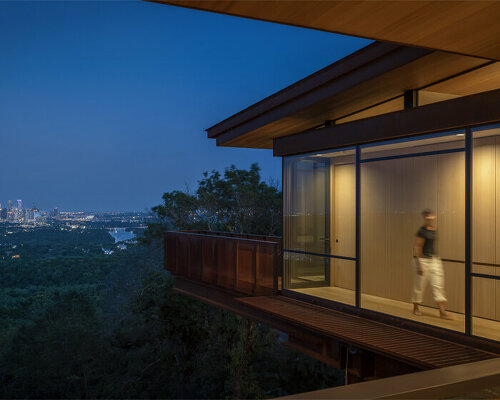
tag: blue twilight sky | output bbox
[0,1,370,212]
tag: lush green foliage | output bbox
[1,165,342,399]
[142,164,282,245]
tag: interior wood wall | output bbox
[360,152,466,313]
[472,134,500,322]
[287,131,500,323]
[330,163,356,294]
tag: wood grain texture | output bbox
[220,52,488,149]
[360,149,466,313]
[473,136,496,264]
[495,134,500,322]
[331,162,356,294]
[155,1,500,60]
[332,163,356,258]
[294,286,500,341]
[274,89,500,157]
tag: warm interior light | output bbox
[456,133,465,136]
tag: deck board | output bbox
[237,296,498,369]
[293,286,500,342]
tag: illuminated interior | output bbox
[283,125,500,342]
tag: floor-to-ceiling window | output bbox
[283,126,500,341]
[472,124,500,342]
[360,132,466,333]
[283,148,356,305]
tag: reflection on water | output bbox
[108,227,135,243]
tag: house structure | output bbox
[153,0,500,395]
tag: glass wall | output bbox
[360,132,466,332]
[472,124,500,342]
[282,125,500,341]
[283,148,356,305]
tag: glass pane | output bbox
[362,131,465,161]
[472,124,500,341]
[472,273,500,342]
[284,154,330,287]
[290,256,356,306]
[361,132,465,332]
[283,147,356,306]
[285,250,328,287]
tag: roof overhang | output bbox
[151,0,500,60]
[274,88,500,156]
[204,42,496,149]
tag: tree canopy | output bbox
[142,163,282,244]
[0,165,343,399]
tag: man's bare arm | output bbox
[414,236,425,275]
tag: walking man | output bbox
[412,209,453,320]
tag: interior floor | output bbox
[293,286,500,342]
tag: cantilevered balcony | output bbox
[163,230,500,383]
[164,230,282,296]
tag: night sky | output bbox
[0,1,370,212]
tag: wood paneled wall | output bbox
[330,163,356,291]
[286,132,500,323]
[472,134,500,321]
[360,152,466,313]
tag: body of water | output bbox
[108,228,136,243]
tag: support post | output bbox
[465,127,472,335]
[355,145,361,307]
[404,89,418,109]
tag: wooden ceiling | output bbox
[152,0,500,60]
[210,43,494,149]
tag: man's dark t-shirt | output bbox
[417,227,436,257]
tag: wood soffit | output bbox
[273,89,500,157]
[153,0,500,60]
[209,44,493,149]
[149,1,500,150]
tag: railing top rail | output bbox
[165,230,281,246]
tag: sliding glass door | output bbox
[283,148,357,304]
[284,156,330,287]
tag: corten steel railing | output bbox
[164,231,282,296]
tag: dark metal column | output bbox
[465,127,472,335]
[356,145,361,307]
[404,89,418,109]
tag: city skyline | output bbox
[0,197,146,213]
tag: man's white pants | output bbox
[412,256,447,304]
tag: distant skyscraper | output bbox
[17,199,22,210]
[7,200,12,211]
[50,207,60,218]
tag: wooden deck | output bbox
[293,286,500,342]
[237,296,499,370]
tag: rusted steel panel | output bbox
[256,241,277,296]
[164,231,281,296]
[235,240,256,295]
[216,239,236,290]
[201,237,217,285]
[188,235,203,281]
